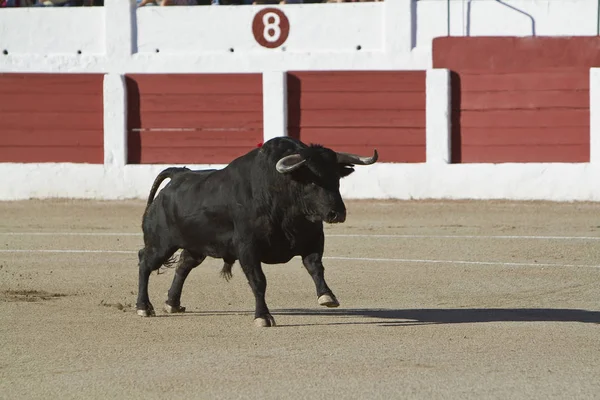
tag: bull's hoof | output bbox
[164,303,186,314]
[137,308,156,317]
[254,315,276,327]
[318,294,340,308]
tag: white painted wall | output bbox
[1,0,598,73]
[0,8,105,56]
[3,161,600,201]
[417,0,597,39]
[136,4,383,54]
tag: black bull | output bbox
[136,137,378,327]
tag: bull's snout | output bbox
[326,209,346,223]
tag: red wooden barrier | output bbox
[0,73,104,163]
[126,74,263,164]
[287,71,426,163]
[433,37,593,163]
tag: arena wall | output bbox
[1,0,600,201]
[433,37,594,164]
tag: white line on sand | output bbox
[0,249,135,254]
[0,249,598,269]
[324,256,600,269]
[1,232,599,241]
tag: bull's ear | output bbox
[339,165,355,178]
[276,154,306,173]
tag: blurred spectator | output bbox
[138,0,198,5]
[33,0,79,5]
[1,0,380,6]
[1,0,35,5]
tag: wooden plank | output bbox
[460,127,589,146]
[295,138,424,163]
[126,74,262,95]
[289,91,425,111]
[296,127,425,147]
[136,146,256,164]
[460,90,589,110]
[289,110,425,128]
[138,93,263,113]
[0,73,103,94]
[133,130,262,148]
[0,130,103,146]
[1,111,103,130]
[288,71,426,93]
[128,128,262,164]
[433,36,600,71]
[0,93,103,113]
[460,109,589,128]
[458,71,589,92]
[460,144,590,163]
[134,111,263,130]
[0,145,103,163]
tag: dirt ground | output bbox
[0,199,599,399]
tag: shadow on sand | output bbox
[166,307,600,327]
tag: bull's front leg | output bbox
[302,253,340,308]
[239,256,276,327]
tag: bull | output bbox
[136,136,378,327]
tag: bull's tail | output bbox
[144,167,190,210]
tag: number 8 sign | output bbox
[252,8,290,49]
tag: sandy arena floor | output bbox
[0,199,599,399]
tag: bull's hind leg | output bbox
[164,249,206,313]
[136,245,177,317]
[302,253,340,308]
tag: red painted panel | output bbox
[126,74,263,164]
[135,130,261,148]
[287,71,426,163]
[433,36,600,72]
[132,131,259,164]
[298,127,425,163]
[460,90,588,110]
[139,94,262,113]
[459,71,589,92]
[2,111,103,131]
[137,111,263,130]
[298,128,426,146]
[433,38,593,163]
[288,71,426,92]
[0,130,102,147]
[460,109,589,128]
[0,73,103,94]
[461,144,590,163]
[0,74,103,163]
[0,93,103,113]
[291,91,426,111]
[137,147,258,165]
[460,127,589,146]
[128,74,262,94]
[292,109,425,129]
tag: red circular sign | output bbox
[252,8,290,49]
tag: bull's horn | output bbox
[276,154,306,173]
[336,149,378,165]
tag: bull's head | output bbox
[275,146,378,224]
